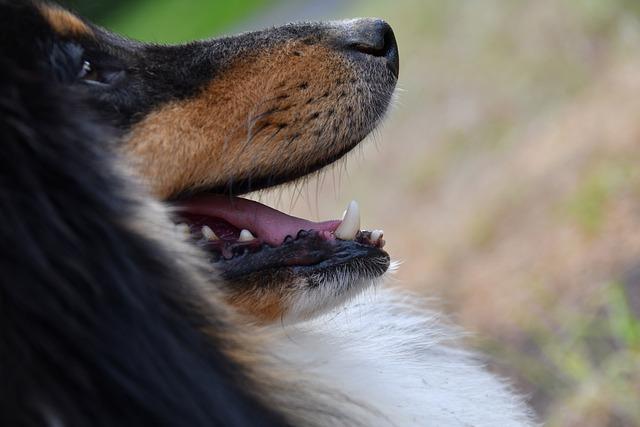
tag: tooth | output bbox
[238,229,255,242]
[334,200,360,240]
[175,223,190,238]
[371,229,383,242]
[201,225,218,241]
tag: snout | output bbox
[334,18,399,78]
[125,17,399,198]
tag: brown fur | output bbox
[229,289,286,323]
[38,3,93,37]
[125,42,359,199]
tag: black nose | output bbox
[343,19,399,78]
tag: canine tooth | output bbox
[371,229,383,242]
[238,229,255,242]
[201,225,218,241]
[334,200,360,240]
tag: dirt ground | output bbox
[253,1,640,425]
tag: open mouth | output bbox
[159,19,400,292]
[172,195,388,279]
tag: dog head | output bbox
[5,1,399,323]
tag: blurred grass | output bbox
[564,162,632,236]
[104,0,271,42]
[64,0,272,42]
[483,281,640,426]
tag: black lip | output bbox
[210,231,389,280]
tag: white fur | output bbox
[268,286,535,426]
[284,257,389,322]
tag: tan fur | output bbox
[228,289,286,323]
[38,3,93,37]
[125,42,359,199]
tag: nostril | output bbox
[348,20,392,57]
[351,41,386,57]
[344,19,399,78]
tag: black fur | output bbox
[0,2,288,426]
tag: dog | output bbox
[1,1,535,425]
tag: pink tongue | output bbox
[178,195,341,246]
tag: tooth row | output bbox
[335,200,360,240]
[201,225,219,241]
[202,225,256,242]
[177,223,258,243]
[238,229,255,242]
[333,201,386,246]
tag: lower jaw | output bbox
[207,229,389,281]
[223,251,391,323]
[180,224,390,324]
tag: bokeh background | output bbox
[63,1,640,425]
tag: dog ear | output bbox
[37,3,93,37]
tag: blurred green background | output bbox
[65,0,640,425]
[61,0,272,42]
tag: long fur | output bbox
[0,58,288,427]
[269,287,535,426]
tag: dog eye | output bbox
[78,60,99,81]
[77,59,124,86]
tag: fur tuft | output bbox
[268,287,536,426]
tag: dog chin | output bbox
[283,258,393,322]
